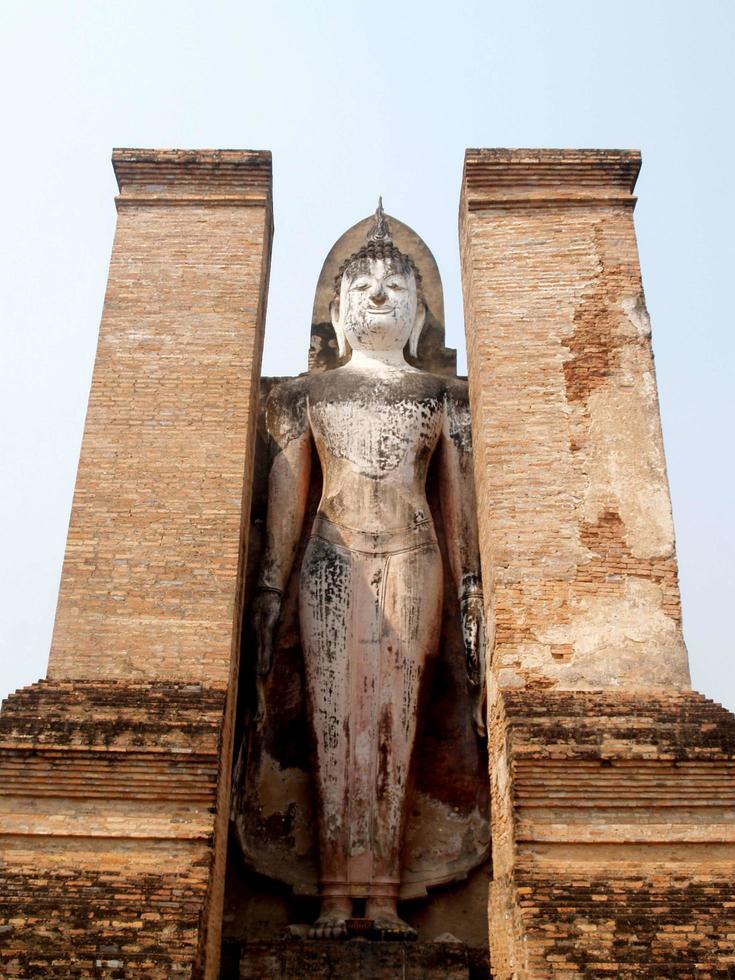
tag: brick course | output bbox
[459,150,732,978]
[459,149,689,692]
[0,149,272,980]
[488,688,735,978]
[0,679,225,978]
[48,149,272,685]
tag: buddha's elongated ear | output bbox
[330,299,348,359]
[408,302,426,358]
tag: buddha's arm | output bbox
[439,385,487,737]
[252,381,312,720]
[257,383,312,593]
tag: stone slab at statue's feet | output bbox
[235,939,486,980]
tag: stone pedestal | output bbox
[0,149,272,980]
[231,939,490,980]
[459,149,735,978]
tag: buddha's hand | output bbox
[460,592,487,739]
[251,588,283,725]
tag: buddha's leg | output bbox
[367,540,443,930]
[299,535,354,933]
[344,549,385,893]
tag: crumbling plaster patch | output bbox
[532,577,690,688]
[579,298,675,560]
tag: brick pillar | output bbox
[49,148,272,684]
[460,150,735,978]
[0,150,272,980]
[460,148,689,693]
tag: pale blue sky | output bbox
[1,0,733,708]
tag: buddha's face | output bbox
[336,257,420,353]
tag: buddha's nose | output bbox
[369,284,386,304]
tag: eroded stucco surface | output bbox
[461,175,690,691]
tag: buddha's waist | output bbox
[310,514,438,555]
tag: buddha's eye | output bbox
[386,281,405,291]
[351,281,370,291]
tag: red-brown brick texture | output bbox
[459,150,733,977]
[49,148,272,684]
[460,149,689,693]
[488,689,735,978]
[0,149,272,979]
[0,680,223,978]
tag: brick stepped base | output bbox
[503,689,735,759]
[0,679,225,804]
[232,939,490,980]
[0,679,228,979]
[0,678,226,746]
[517,873,735,978]
[0,866,205,979]
[490,688,735,979]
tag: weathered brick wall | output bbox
[488,688,735,978]
[0,149,272,980]
[48,149,272,685]
[460,149,690,691]
[459,150,733,978]
[0,680,224,978]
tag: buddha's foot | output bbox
[372,913,417,941]
[308,914,348,939]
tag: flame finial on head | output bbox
[368,196,391,244]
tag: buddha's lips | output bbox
[366,308,393,315]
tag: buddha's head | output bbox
[331,201,425,359]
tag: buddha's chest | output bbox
[308,393,443,476]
